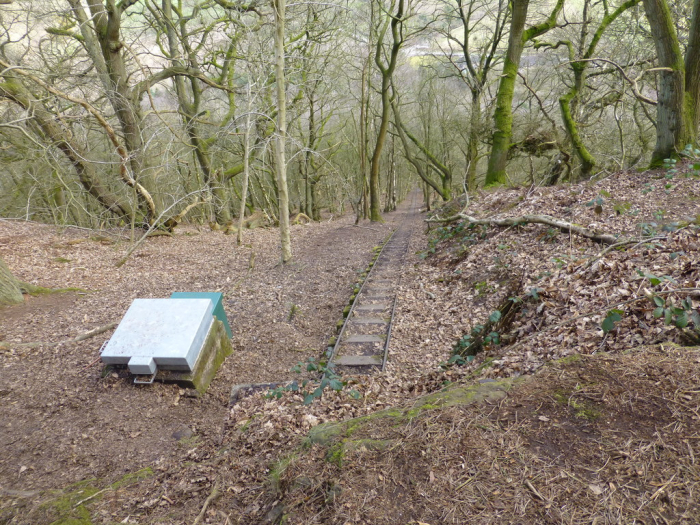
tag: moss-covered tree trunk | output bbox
[685,0,700,135]
[466,89,480,191]
[273,0,292,262]
[486,0,564,186]
[557,0,640,181]
[484,0,529,186]
[0,257,23,306]
[643,0,695,165]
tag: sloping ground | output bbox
[274,344,700,523]
[1,166,699,524]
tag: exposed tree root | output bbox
[427,212,625,245]
[292,212,312,225]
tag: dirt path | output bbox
[0,209,409,495]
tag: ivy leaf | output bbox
[602,310,623,333]
[675,311,689,328]
[646,273,661,286]
[691,311,700,327]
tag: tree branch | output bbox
[427,212,624,245]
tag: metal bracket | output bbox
[133,373,156,385]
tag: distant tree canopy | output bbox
[0,0,697,240]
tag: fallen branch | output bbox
[73,322,118,342]
[427,212,624,245]
[192,481,221,525]
[0,322,117,351]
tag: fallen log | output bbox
[427,212,624,245]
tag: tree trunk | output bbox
[485,0,529,186]
[0,78,132,220]
[274,0,292,262]
[0,257,23,306]
[486,0,564,185]
[237,85,253,245]
[643,0,694,165]
[685,0,700,137]
[370,0,406,222]
[466,89,480,191]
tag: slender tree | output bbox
[274,0,292,262]
[369,0,407,222]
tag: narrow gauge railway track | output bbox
[327,193,421,373]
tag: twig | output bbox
[524,479,547,501]
[583,236,666,269]
[73,322,118,342]
[0,322,117,351]
[192,482,221,525]
[340,225,381,232]
[73,486,111,508]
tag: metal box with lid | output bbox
[100,298,214,375]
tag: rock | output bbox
[172,426,193,441]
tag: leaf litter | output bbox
[1,166,699,523]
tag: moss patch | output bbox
[307,378,516,447]
[38,468,153,525]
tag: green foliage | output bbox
[474,281,496,296]
[663,145,700,179]
[636,269,675,287]
[650,295,700,331]
[601,309,623,333]
[452,313,502,357]
[266,358,359,405]
[527,287,543,301]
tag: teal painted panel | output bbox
[170,292,232,339]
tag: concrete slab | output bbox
[345,334,383,343]
[353,317,386,325]
[356,304,388,312]
[101,298,214,372]
[335,355,382,366]
[170,292,232,339]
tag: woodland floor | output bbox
[1,165,700,524]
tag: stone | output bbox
[172,426,194,441]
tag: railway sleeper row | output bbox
[327,205,417,374]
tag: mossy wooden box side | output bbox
[156,318,232,394]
